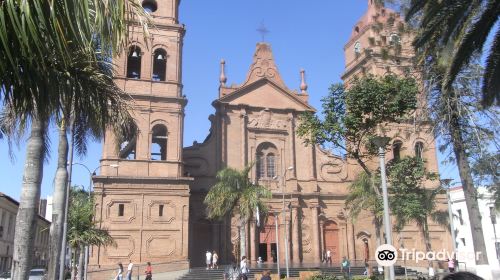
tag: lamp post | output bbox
[371,135,395,280]
[64,162,118,280]
[275,211,280,277]
[282,167,293,278]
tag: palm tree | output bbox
[345,172,384,248]
[406,0,500,107]
[204,165,272,259]
[67,187,114,280]
[388,157,448,254]
[0,1,149,278]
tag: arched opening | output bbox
[390,33,400,45]
[324,221,339,264]
[142,0,158,13]
[256,142,279,180]
[354,41,362,55]
[363,239,369,263]
[151,124,167,160]
[126,46,142,79]
[392,140,403,161]
[354,26,360,34]
[415,141,424,159]
[259,214,278,263]
[152,49,167,81]
[118,121,138,160]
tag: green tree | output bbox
[0,1,149,278]
[345,172,384,248]
[406,0,500,107]
[297,75,419,192]
[388,157,447,253]
[67,187,114,280]
[419,53,499,266]
[204,165,271,259]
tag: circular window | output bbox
[142,0,158,13]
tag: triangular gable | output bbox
[218,78,315,112]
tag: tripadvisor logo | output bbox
[375,244,398,266]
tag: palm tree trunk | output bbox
[239,218,247,260]
[48,121,69,280]
[11,117,46,280]
[78,243,85,280]
[447,91,489,265]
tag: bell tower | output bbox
[90,0,191,271]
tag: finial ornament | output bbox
[219,59,227,86]
[300,69,308,93]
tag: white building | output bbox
[449,186,500,274]
[45,195,53,222]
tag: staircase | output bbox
[176,265,367,279]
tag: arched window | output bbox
[266,153,276,178]
[127,46,141,79]
[392,140,403,161]
[142,0,158,13]
[415,141,424,159]
[152,49,167,81]
[354,26,360,34]
[119,121,138,160]
[256,142,279,180]
[151,124,167,160]
[354,41,362,55]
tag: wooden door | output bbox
[324,221,340,263]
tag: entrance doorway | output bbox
[259,214,277,263]
[324,221,340,263]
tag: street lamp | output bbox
[371,135,395,280]
[274,166,293,278]
[60,162,118,280]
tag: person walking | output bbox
[206,250,212,270]
[326,249,332,264]
[114,263,123,280]
[341,256,351,279]
[212,251,219,269]
[448,258,456,273]
[240,256,249,280]
[126,260,134,280]
[145,262,153,280]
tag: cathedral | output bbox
[89,0,451,276]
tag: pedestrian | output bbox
[271,249,276,263]
[260,270,271,280]
[448,258,456,273]
[223,262,241,280]
[212,251,219,269]
[145,262,153,280]
[240,256,249,280]
[206,250,212,270]
[326,249,332,264]
[341,256,351,279]
[115,263,123,280]
[126,260,133,280]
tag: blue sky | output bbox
[0,0,460,201]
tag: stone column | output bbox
[347,222,355,260]
[319,220,325,261]
[310,206,321,264]
[291,206,300,263]
[250,220,257,263]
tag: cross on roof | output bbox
[256,22,269,42]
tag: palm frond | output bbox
[482,27,500,106]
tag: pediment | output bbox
[218,79,315,112]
